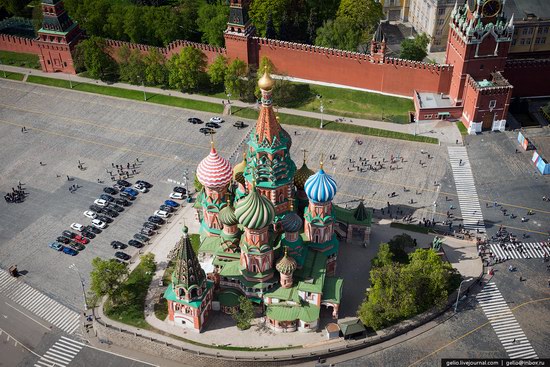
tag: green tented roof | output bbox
[322,277,343,304]
[333,204,372,226]
[163,281,213,309]
[339,319,366,336]
[266,303,319,323]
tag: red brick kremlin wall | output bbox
[503,59,550,97]
[0,34,40,54]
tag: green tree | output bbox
[337,0,383,33]
[314,18,362,51]
[231,296,255,330]
[0,0,32,16]
[400,33,430,61]
[249,0,289,37]
[90,257,128,301]
[208,55,228,86]
[306,8,318,44]
[265,13,277,39]
[118,46,146,85]
[76,36,118,80]
[224,58,248,99]
[371,243,394,268]
[197,2,229,46]
[388,233,415,264]
[193,175,203,193]
[143,48,167,86]
[124,6,145,43]
[167,46,207,91]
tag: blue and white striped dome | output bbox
[304,168,337,203]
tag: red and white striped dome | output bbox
[196,146,232,188]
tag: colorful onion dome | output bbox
[258,67,275,90]
[294,160,314,190]
[276,247,297,275]
[235,185,275,229]
[234,171,246,186]
[196,142,232,188]
[219,201,238,227]
[304,163,337,203]
[233,152,247,180]
[282,201,302,233]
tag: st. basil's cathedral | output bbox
[164,69,345,333]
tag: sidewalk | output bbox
[0,64,462,145]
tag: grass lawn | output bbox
[0,50,40,69]
[456,121,469,136]
[296,83,414,124]
[105,256,156,329]
[0,71,24,81]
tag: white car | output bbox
[169,192,185,200]
[154,210,169,218]
[94,199,107,207]
[209,116,224,124]
[70,223,84,232]
[134,184,148,193]
[83,210,97,219]
[91,219,106,229]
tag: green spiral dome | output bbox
[235,186,275,229]
[219,203,239,226]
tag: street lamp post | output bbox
[0,60,6,78]
[183,169,189,195]
[142,79,146,101]
[454,278,470,312]
[68,73,73,89]
[69,264,88,311]
[226,92,232,115]
[317,95,324,129]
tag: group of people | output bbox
[108,159,140,181]
[4,184,25,203]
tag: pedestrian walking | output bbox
[67,175,70,181]
[39,162,43,166]
[112,163,115,168]
[21,127,24,133]
[459,159,462,165]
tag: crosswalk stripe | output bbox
[42,352,68,366]
[476,282,538,359]
[50,345,77,357]
[56,341,82,353]
[45,350,72,363]
[36,337,84,367]
[60,336,86,346]
[488,242,549,261]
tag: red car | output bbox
[73,235,90,245]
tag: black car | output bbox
[159,204,174,213]
[103,208,119,218]
[96,215,113,223]
[205,122,220,129]
[143,222,158,230]
[103,187,118,195]
[173,186,187,194]
[148,216,165,225]
[120,192,136,201]
[199,127,215,135]
[84,225,101,234]
[233,120,247,129]
[106,203,124,212]
[114,251,131,261]
[136,180,153,189]
[99,194,115,202]
[56,236,71,244]
[114,198,131,207]
[68,242,85,251]
[89,204,104,213]
[62,230,77,239]
[111,240,127,249]
[116,179,131,187]
[128,239,144,248]
[81,230,96,239]
[140,227,155,236]
[133,233,149,242]
[187,117,204,124]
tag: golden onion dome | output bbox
[276,247,297,275]
[294,160,314,190]
[258,66,275,90]
[233,152,247,180]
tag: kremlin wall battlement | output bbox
[0,34,39,54]
[503,58,550,98]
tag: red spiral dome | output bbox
[196,145,232,188]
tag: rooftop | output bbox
[266,302,320,323]
[416,92,453,109]
[529,135,550,159]
[505,0,550,21]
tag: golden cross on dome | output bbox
[320,152,325,169]
[301,148,308,164]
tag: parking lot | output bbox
[0,79,450,311]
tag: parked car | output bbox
[114,198,131,207]
[111,241,127,249]
[209,116,224,124]
[173,186,186,194]
[164,200,180,208]
[199,127,215,135]
[169,192,185,200]
[103,208,119,218]
[133,184,148,193]
[120,192,136,201]
[117,179,131,187]
[89,204,104,213]
[68,242,85,251]
[154,210,169,218]
[81,229,96,239]
[114,251,131,261]
[106,202,124,212]
[70,223,84,232]
[205,122,220,129]
[83,225,101,234]
[91,219,107,229]
[94,199,108,207]
[143,222,158,230]
[62,247,78,256]
[135,180,152,188]
[123,187,138,197]
[83,210,97,219]
[148,216,165,225]
[233,120,247,129]
[128,239,144,248]
[113,184,125,191]
[133,233,149,243]
[187,117,204,124]
[56,236,70,244]
[103,187,118,195]
[62,230,77,239]
[140,227,155,236]
[99,194,115,202]
[159,204,174,213]
[96,215,113,224]
[73,235,90,245]
[49,242,63,251]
